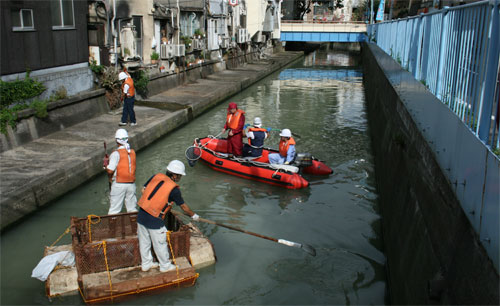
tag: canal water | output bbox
[1,47,387,305]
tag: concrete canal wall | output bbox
[361,42,499,304]
[0,46,303,231]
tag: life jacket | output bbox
[121,77,135,97]
[138,173,179,219]
[248,127,267,148]
[115,148,136,183]
[226,109,245,130]
[279,137,296,157]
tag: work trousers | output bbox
[108,182,137,214]
[268,153,286,164]
[121,96,136,124]
[227,133,243,156]
[137,223,171,271]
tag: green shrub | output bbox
[30,99,48,118]
[90,59,104,75]
[0,72,46,107]
[100,67,120,90]
[151,51,159,60]
[132,70,149,97]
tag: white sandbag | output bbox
[31,251,75,281]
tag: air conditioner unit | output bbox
[238,28,247,43]
[192,39,203,50]
[160,44,174,59]
[220,37,229,49]
[173,44,185,57]
[160,44,168,59]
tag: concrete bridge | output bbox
[280,20,367,42]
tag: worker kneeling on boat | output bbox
[243,117,269,157]
[268,129,296,165]
[137,160,200,272]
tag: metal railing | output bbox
[368,0,500,151]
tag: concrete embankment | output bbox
[361,42,498,304]
[0,50,304,232]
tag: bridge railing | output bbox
[281,20,367,33]
[367,0,499,152]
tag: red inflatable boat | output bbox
[188,137,333,189]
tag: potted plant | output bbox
[151,51,159,64]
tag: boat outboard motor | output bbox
[294,153,313,168]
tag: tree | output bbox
[352,0,381,22]
[282,0,344,20]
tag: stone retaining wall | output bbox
[361,42,498,304]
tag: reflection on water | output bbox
[1,46,387,305]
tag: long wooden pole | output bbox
[172,211,316,256]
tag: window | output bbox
[12,9,34,31]
[51,0,74,29]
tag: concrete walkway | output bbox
[0,51,303,231]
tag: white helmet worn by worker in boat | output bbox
[253,117,262,128]
[118,72,128,81]
[115,128,128,139]
[167,160,186,176]
[280,129,292,138]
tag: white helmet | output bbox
[253,117,262,128]
[167,160,186,176]
[280,129,292,138]
[118,72,128,81]
[115,128,128,139]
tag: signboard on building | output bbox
[229,0,238,6]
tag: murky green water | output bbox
[1,48,387,305]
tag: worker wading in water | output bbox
[105,129,138,214]
[137,160,200,272]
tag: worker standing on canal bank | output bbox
[106,129,138,214]
[118,71,137,126]
[242,117,269,157]
[268,129,296,164]
[137,160,200,272]
[221,102,245,157]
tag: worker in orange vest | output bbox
[137,160,199,272]
[118,71,137,126]
[105,128,138,214]
[268,129,296,164]
[221,102,245,157]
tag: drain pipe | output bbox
[112,0,117,68]
[177,0,180,45]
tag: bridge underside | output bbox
[281,32,366,42]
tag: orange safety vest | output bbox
[138,173,179,219]
[121,77,135,97]
[248,127,267,146]
[226,109,245,130]
[115,148,136,183]
[279,137,296,157]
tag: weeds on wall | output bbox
[0,72,57,134]
[0,77,68,134]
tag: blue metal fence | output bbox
[367,0,499,271]
[368,0,500,151]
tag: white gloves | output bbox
[192,213,200,221]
